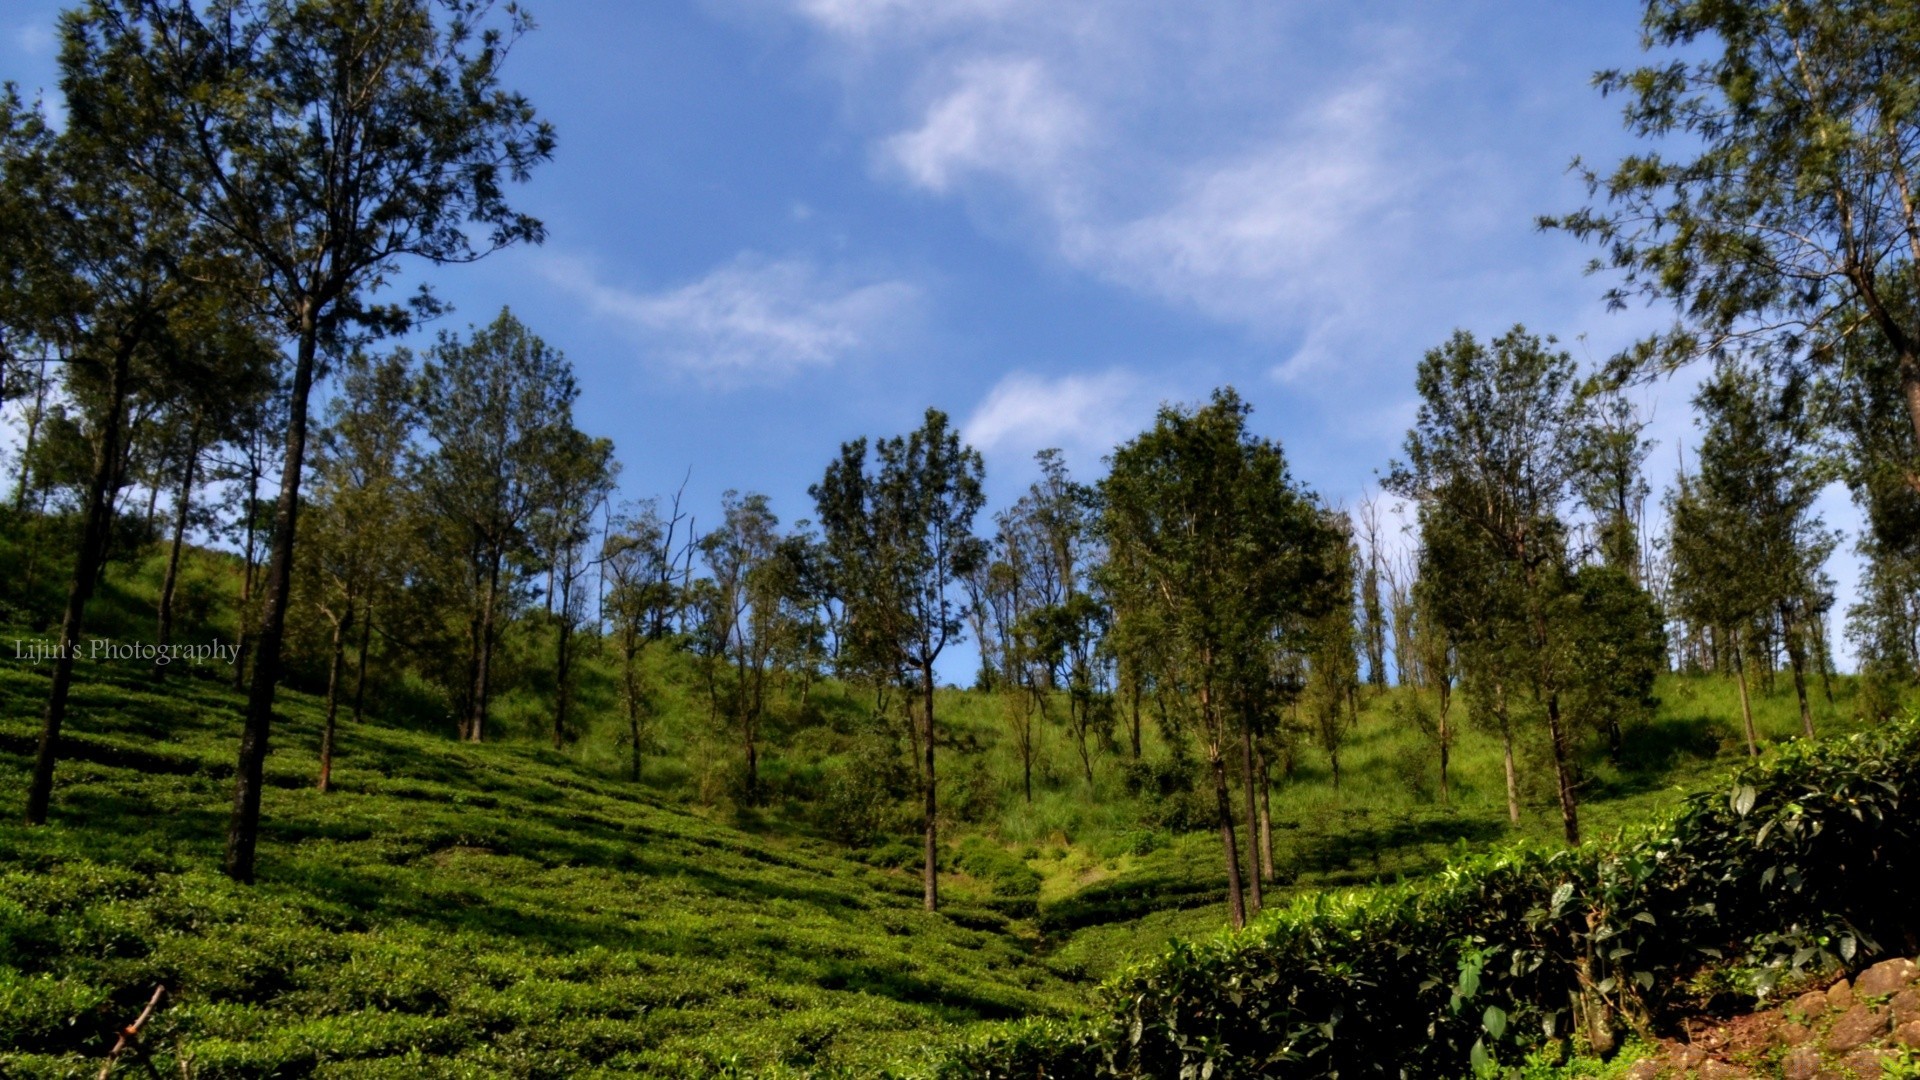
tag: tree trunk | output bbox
[1127,678,1142,759]
[470,551,501,743]
[1732,628,1759,757]
[1437,684,1452,808]
[1497,681,1520,826]
[553,614,573,750]
[15,353,48,513]
[1239,713,1263,917]
[350,602,373,725]
[921,658,939,913]
[226,303,321,885]
[1901,356,1920,490]
[154,419,202,679]
[1210,747,1246,931]
[25,339,134,826]
[1255,740,1275,882]
[1545,690,1580,846]
[1782,605,1814,739]
[233,464,261,691]
[318,601,352,793]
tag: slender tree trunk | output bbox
[1437,685,1452,808]
[15,354,49,514]
[233,465,261,691]
[1809,613,1836,705]
[1210,746,1246,931]
[1128,678,1142,759]
[318,601,352,794]
[622,635,644,782]
[1545,691,1580,846]
[1732,628,1758,757]
[25,339,134,826]
[153,420,202,679]
[553,614,573,750]
[226,306,323,884]
[1902,358,1920,486]
[1255,740,1275,883]
[1782,605,1814,739]
[921,658,939,913]
[1239,714,1263,917]
[1497,681,1520,826]
[350,602,373,725]
[471,551,500,743]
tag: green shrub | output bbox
[944,713,1920,1079]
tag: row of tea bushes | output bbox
[930,714,1920,1079]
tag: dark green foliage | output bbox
[945,713,1920,1078]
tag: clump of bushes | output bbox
[934,714,1920,1079]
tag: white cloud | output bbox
[963,369,1158,472]
[12,24,53,55]
[792,0,1017,38]
[540,253,918,383]
[882,57,1090,201]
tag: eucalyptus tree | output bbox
[695,491,789,800]
[602,502,677,783]
[419,310,579,745]
[1102,388,1333,928]
[1573,387,1654,581]
[532,428,617,750]
[2,84,220,827]
[304,349,419,791]
[812,408,985,912]
[1668,363,1833,749]
[1387,327,1590,845]
[152,319,277,676]
[62,0,554,882]
[1546,0,1920,480]
[1303,510,1361,790]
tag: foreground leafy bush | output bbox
[939,714,1920,1079]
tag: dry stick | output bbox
[97,984,166,1080]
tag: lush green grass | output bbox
[0,659,1088,1078]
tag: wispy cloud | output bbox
[882,56,1090,202]
[539,253,919,384]
[963,369,1160,475]
[11,24,53,56]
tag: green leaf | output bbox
[1732,784,1757,817]
[1483,1005,1508,1040]
[1470,1037,1491,1077]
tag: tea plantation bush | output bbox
[935,714,1920,1079]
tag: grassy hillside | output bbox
[3,541,1910,1077]
[0,659,1086,1078]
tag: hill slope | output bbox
[0,660,1084,1078]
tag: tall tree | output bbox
[419,310,579,745]
[532,428,617,750]
[1102,389,1333,929]
[812,409,985,912]
[65,0,554,883]
[1388,327,1590,845]
[1668,363,1833,748]
[304,349,418,792]
[1546,0,1920,483]
[3,83,210,826]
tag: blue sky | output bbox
[3,1,1868,678]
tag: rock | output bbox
[1776,1021,1815,1047]
[1824,1004,1890,1053]
[1839,1049,1888,1079]
[1780,1047,1822,1080]
[1855,957,1919,999]
[1698,1060,1749,1079]
[1674,1045,1709,1071]
[1892,988,1920,1027]
[1625,1058,1661,1080]
[1894,1020,1920,1049]
[1827,978,1855,1013]
[1795,990,1833,1021]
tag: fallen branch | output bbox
[97,984,165,1080]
